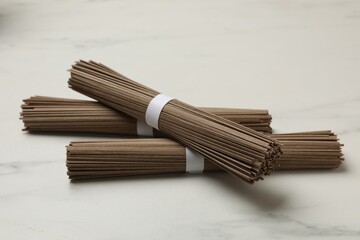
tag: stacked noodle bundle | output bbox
[68,60,283,183]
[20,96,272,135]
[66,131,344,180]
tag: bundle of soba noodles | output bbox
[68,60,283,183]
[20,96,272,135]
[66,131,343,180]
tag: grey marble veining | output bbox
[1,0,360,239]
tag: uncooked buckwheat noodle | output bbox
[68,60,282,183]
[66,131,344,180]
[20,96,272,135]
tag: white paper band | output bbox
[145,94,174,130]
[136,120,153,137]
[185,148,204,173]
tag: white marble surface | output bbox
[1,0,360,239]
